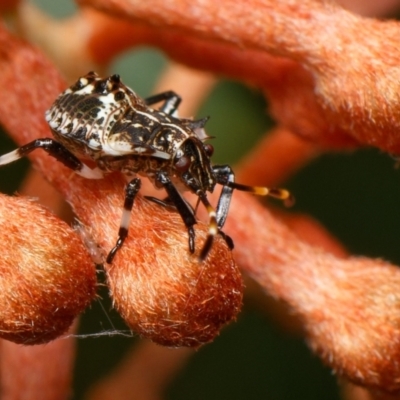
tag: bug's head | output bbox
[65,71,147,109]
[174,137,216,193]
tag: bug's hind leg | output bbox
[0,138,103,179]
[107,178,141,264]
[144,91,182,116]
[155,171,197,254]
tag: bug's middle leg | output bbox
[144,195,176,210]
[144,91,182,115]
[155,171,197,253]
[106,178,141,264]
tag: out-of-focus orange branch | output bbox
[342,381,400,400]
[1,326,76,400]
[337,0,400,16]
[85,340,193,400]
[235,126,320,187]
[224,191,400,392]
[75,0,400,155]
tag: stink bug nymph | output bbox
[0,72,293,263]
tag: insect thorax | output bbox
[47,72,192,156]
[45,72,216,192]
[45,72,146,159]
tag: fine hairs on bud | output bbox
[107,214,242,347]
[0,194,97,344]
[69,177,244,347]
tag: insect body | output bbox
[0,72,293,263]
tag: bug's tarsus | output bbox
[218,231,234,250]
[199,235,214,261]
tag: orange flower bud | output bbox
[0,194,96,344]
[228,192,400,392]
[65,176,243,347]
[79,0,400,154]
[107,216,242,347]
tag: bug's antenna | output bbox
[227,182,294,207]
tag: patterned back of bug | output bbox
[45,71,147,159]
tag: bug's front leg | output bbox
[144,91,182,116]
[106,178,141,264]
[212,164,294,253]
[195,191,222,261]
[213,163,294,208]
[0,138,103,179]
[212,165,236,230]
[155,171,197,254]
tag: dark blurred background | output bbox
[1,1,400,399]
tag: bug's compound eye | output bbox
[203,143,214,157]
[174,155,191,173]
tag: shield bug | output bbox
[0,72,293,263]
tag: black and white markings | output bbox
[0,72,293,263]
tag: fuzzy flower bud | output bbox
[107,216,242,347]
[65,177,243,347]
[0,194,96,344]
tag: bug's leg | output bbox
[212,165,236,229]
[212,164,294,252]
[144,195,198,216]
[144,195,176,209]
[199,165,235,251]
[196,192,220,261]
[213,164,294,206]
[0,138,103,179]
[144,91,182,116]
[106,178,141,264]
[155,171,197,254]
